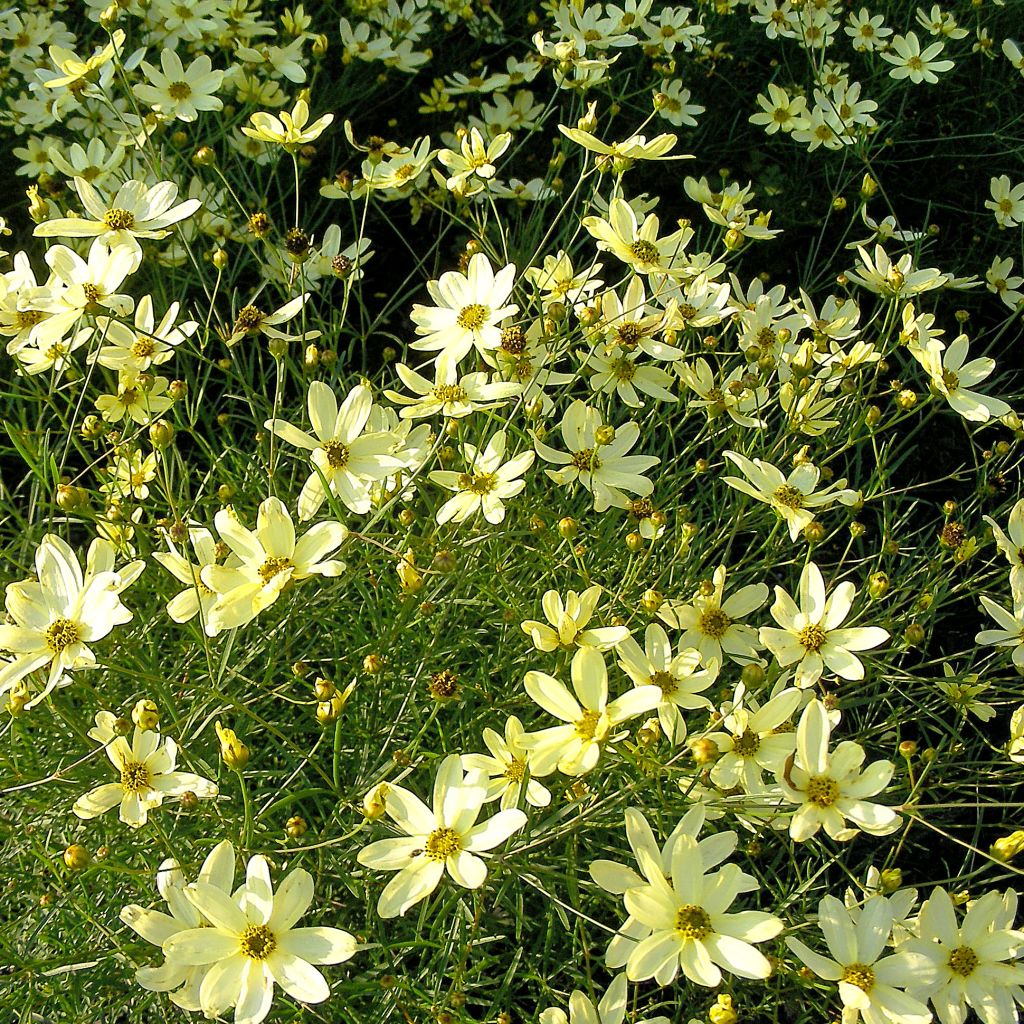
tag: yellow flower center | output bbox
[504,757,526,783]
[947,946,979,977]
[432,384,468,403]
[82,283,102,309]
[235,305,265,332]
[797,623,827,652]
[650,669,677,696]
[424,826,462,861]
[907,55,924,71]
[258,556,293,584]
[941,369,959,393]
[131,337,156,358]
[575,708,602,740]
[841,963,876,992]
[674,904,712,940]
[570,448,601,472]
[733,728,761,757]
[609,356,637,382]
[698,607,732,639]
[322,440,350,469]
[44,617,81,654]
[773,484,804,509]
[119,760,152,794]
[458,471,496,495]
[628,240,659,265]
[456,303,489,331]
[103,208,135,231]
[168,80,192,100]
[806,774,840,807]
[240,924,277,960]
[616,322,642,346]
[17,310,44,328]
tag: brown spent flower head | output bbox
[429,670,459,700]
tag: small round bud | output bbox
[803,521,825,544]
[314,677,335,700]
[267,336,288,360]
[149,419,175,448]
[212,248,229,271]
[694,458,709,473]
[921,747,937,762]
[286,815,307,838]
[626,532,644,553]
[193,146,216,167]
[879,868,903,893]
[741,663,766,689]
[57,484,90,511]
[896,389,917,410]
[904,623,926,647]
[132,699,159,731]
[595,424,615,445]
[216,721,250,770]
[217,484,236,503]
[63,845,91,872]
[168,379,188,400]
[431,549,457,574]
[179,790,199,811]
[899,739,918,759]
[849,521,866,539]
[865,404,882,427]
[303,344,320,369]
[832,196,847,211]
[363,654,383,675]
[689,737,718,765]
[398,508,415,527]
[641,589,662,614]
[867,572,889,599]
[943,499,957,516]
[557,517,578,539]
[363,783,388,819]
[724,228,743,250]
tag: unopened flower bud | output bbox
[313,677,335,700]
[57,484,90,511]
[741,663,766,689]
[867,572,889,599]
[363,783,389,819]
[689,737,718,765]
[63,844,91,872]
[286,815,307,838]
[558,517,578,539]
[132,699,159,731]
[267,336,288,360]
[595,424,615,445]
[641,589,662,614]
[626,532,644,553]
[215,721,250,770]
[168,379,188,400]
[899,739,917,759]
[879,868,902,893]
[149,419,175,448]
[904,623,926,647]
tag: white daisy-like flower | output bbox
[120,840,237,1012]
[677,359,768,429]
[162,853,359,1024]
[226,293,313,348]
[909,335,1012,424]
[461,714,552,810]
[0,534,141,708]
[201,497,347,636]
[523,249,604,308]
[92,295,198,372]
[881,31,955,83]
[777,699,900,842]
[582,197,692,281]
[534,400,660,512]
[383,361,521,419]
[73,721,217,827]
[722,451,859,542]
[759,562,889,689]
[153,526,232,625]
[623,832,782,986]
[95,369,174,425]
[658,565,769,668]
[34,177,202,269]
[428,430,535,525]
[265,381,405,519]
[707,684,802,793]
[409,252,519,371]
[985,175,1024,229]
[846,244,947,299]
[615,623,718,744]
[985,500,1024,605]
[521,584,629,653]
[539,973,670,1024]
[904,886,1024,1024]
[241,98,334,151]
[787,895,932,1024]
[356,753,527,918]
[134,49,224,122]
[521,646,662,776]
[975,595,1024,673]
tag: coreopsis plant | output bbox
[522,646,661,776]
[409,252,519,370]
[759,562,889,689]
[461,714,553,809]
[622,833,783,986]
[581,196,692,280]
[73,716,217,827]
[908,334,1013,423]
[120,840,237,1012]
[226,293,312,348]
[428,429,535,525]
[162,853,359,1024]
[34,177,202,267]
[356,753,527,918]
[0,534,142,708]
[903,886,1024,1024]
[658,565,769,668]
[152,526,226,625]
[778,699,901,842]
[615,623,717,744]
[533,400,660,512]
[200,497,347,635]
[521,585,629,652]
[265,381,406,518]
[787,896,932,1024]
[539,973,670,1024]
[722,451,859,542]
[383,361,521,419]
[241,98,334,151]
[975,595,1024,672]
